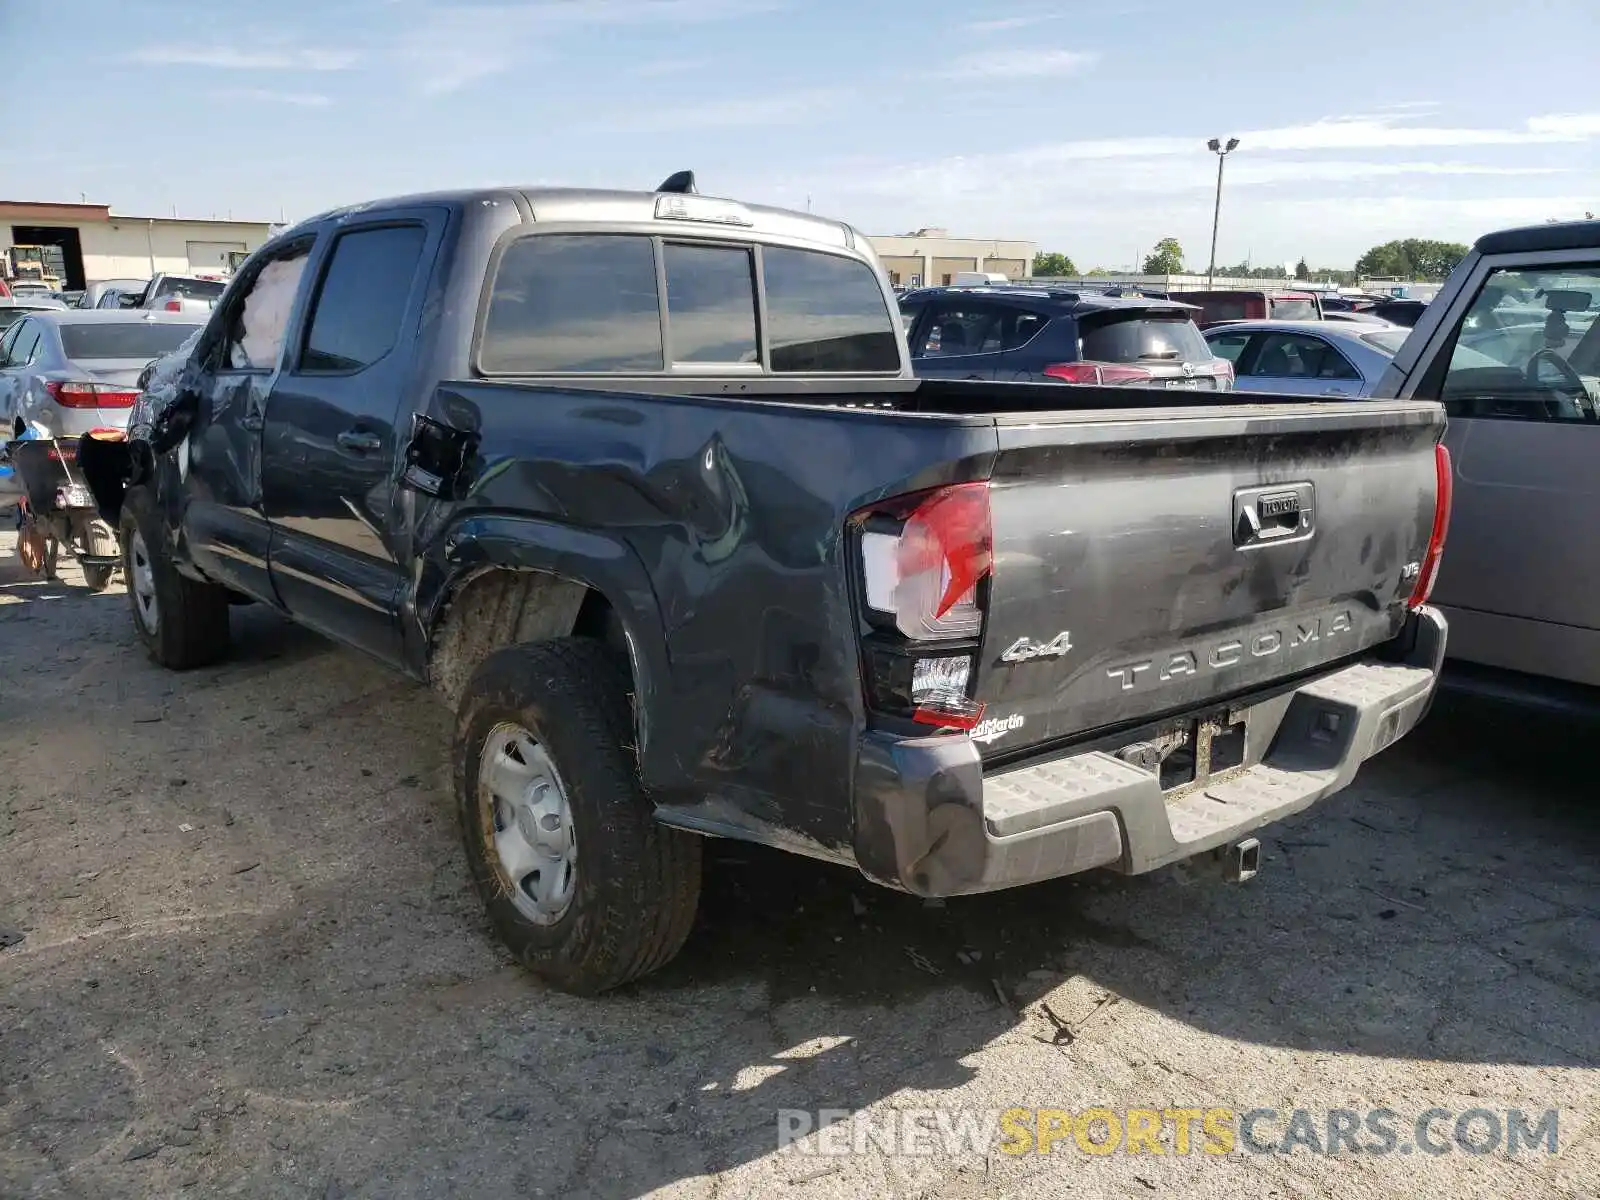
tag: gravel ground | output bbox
[1,532,1597,1200]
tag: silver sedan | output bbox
[1204,319,1413,397]
[0,310,205,439]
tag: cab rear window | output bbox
[762,247,900,372]
[479,234,900,375]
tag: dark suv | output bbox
[898,285,1232,389]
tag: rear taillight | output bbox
[45,381,139,408]
[861,483,991,639]
[164,299,183,312]
[1208,360,1234,388]
[855,483,993,731]
[1408,443,1452,609]
[1043,362,1154,385]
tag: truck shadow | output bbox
[652,687,1600,1055]
[577,695,1597,1186]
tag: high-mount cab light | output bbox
[653,169,752,225]
[654,194,753,227]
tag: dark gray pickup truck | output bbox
[81,178,1450,993]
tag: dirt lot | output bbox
[1,534,1597,1200]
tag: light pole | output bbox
[1206,137,1240,287]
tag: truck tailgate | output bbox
[973,399,1443,756]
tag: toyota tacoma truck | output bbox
[79,176,1450,994]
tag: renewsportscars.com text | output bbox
[777,1106,1560,1158]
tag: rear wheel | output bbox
[455,639,702,994]
[120,485,231,669]
[76,515,117,592]
[81,562,115,592]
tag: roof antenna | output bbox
[657,170,697,194]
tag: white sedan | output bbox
[1203,319,1413,398]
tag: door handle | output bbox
[337,430,382,454]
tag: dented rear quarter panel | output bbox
[407,381,997,854]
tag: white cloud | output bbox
[130,45,359,70]
[835,111,1600,197]
[390,0,786,95]
[212,88,332,107]
[633,57,715,77]
[729,108,1600,266]
[1222,160,1563,186]
[594,87,849,134]
[1243,116,1565,152]
[943,48,1098,79]
[1000,112,1600,170]
[1528,112,1600,137]
[963,14,1063,32]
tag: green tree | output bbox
[1032,251,1078,277]
[1142,237,1184,274]
[1354,238,1470,281]
[1294,257,1310,280]
[1217,262,1282,280]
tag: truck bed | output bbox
[422,377,1442,792]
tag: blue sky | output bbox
[14,0,1599,268]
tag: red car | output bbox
[1168,289,1323,328]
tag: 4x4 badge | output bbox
[1000,632,1073,663]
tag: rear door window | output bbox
[6,322,41,366]
[762,247,899,372]
[1206,329,1253,364]
[482,234,663,373]
[1079,313,1211,364]
[916,305,1005,357]
[1005,311,1049,350]
[1246,332,1359,380]
[663,243,757,364]
[300,225,428,373]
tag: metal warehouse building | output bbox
[0,200,277,290]
[867,228,1037,288]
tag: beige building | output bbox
[1,200,277,290]
[867,228,1036,288]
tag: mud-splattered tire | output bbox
[455,639,702,994]
[120,484,231,669]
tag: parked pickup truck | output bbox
[80,177,1450,994]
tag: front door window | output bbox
[1437,264,1600,421]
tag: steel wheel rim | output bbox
[479,723,577,925]
[128,530,159,633]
